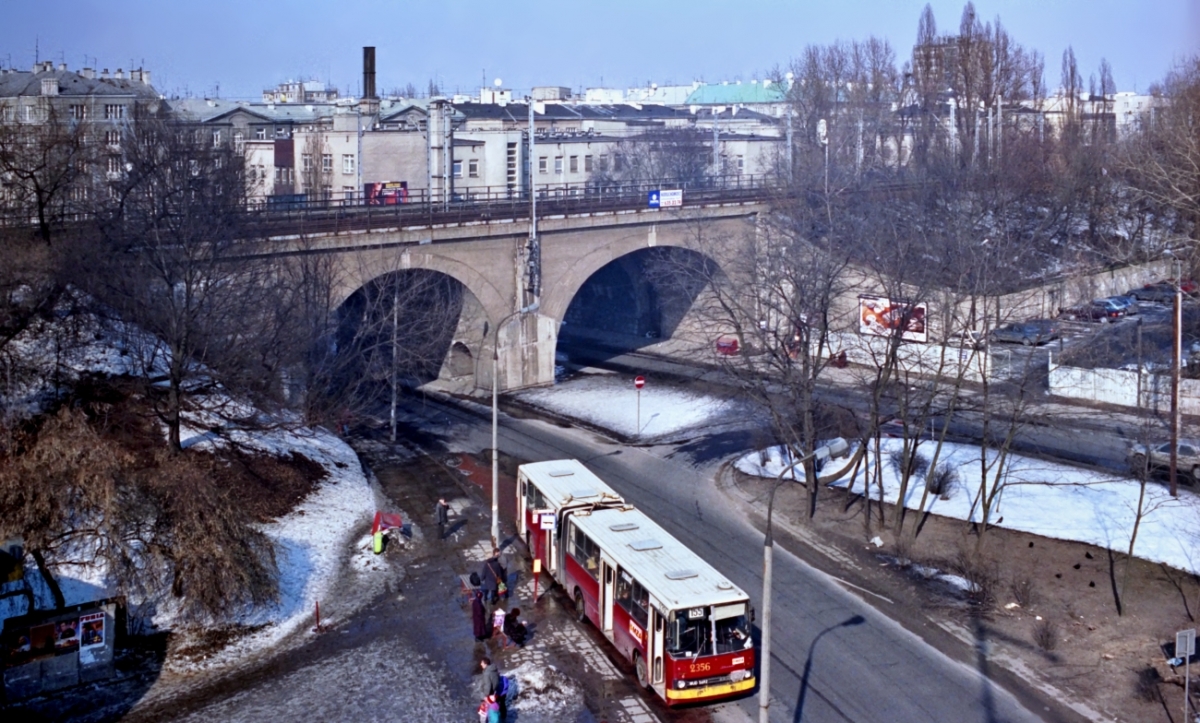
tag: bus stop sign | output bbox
[539,512,556,531]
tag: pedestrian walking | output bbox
[435,498,450,541]
[472,590,490,641]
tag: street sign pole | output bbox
[1177,628,1196,722]
[633,375,645,437]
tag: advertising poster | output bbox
[30,623,55,656]
[858,295,928,343]
[79,612,105,665]
[54,619,79,652]
[4,627,32,665]
[364,181,409,205]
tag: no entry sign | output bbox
[634,375,645,389]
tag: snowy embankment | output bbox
[736,439,1200,575]
[1,305,376,671]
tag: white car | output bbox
[1128,440,1200,482]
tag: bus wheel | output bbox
[634,652,650,689]
[573,590,587,624]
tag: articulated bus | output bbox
[554,505,755,705]
[515,459,624,575]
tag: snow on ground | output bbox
[159,423,375,672]
[1,305,377,672]
[515,371,742,439]
[736,437,1200,575]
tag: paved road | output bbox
[428,392,1050,723]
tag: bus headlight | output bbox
[677,680,687,690]
[729,669,749,682]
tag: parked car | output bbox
[1058,300,1124,323]
[1103,295,1139,315]
[1128,440,1200,482]
[946,328,986,349]
[989,320,1060,345]
[1127,280,1198,303]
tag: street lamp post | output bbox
[1170,256,1183,497]
[490,301,539,548]
[759,437,850,723]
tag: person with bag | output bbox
[480,548,505,604]
[476,693,500,723]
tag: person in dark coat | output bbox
[480,549,505,604]
[503,606,528,647]
[476,657,505,721]
[472,590,490,641]
[435,498,450,540]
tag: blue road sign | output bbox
[648,190,660,208]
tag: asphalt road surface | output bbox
[426,392,1050,723]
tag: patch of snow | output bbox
[515,372,743,439]
[736,437,1200,576]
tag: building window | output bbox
[233,131,244,152]
[452,160,463,178]
[321,154,332,173]
[598,154,608,171]
[554,156,563,174]
[342,154,355,174]
[103,104,124,120]
[735,155,744,174]
[302,154,313,172]
[468,159,479,178]
[106,156,121,174]
[212,130,222,147]
[255,127,266,140]
[275,127,287,138]
[321,184,332,200]
[104,130,120,148]
[343,185,356,199]
[569,155,578,173]
[584,155,593,173]
[538,156,548,174]
[69,105,87,120]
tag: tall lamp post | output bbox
[491,302,539,548]
[1170,255,1183,497]
[759,437,850,723]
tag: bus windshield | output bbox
[666,603,751,657]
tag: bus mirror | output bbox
[749,606,756,623]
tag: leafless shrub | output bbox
[951,550,996,606]
[1009,576,1037,608]
[1033,618,1058,652]
[927,463,958,499]
[888,447,929,480]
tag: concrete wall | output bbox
[1049,360,1200,415]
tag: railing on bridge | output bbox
[244,174,776,238]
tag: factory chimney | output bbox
[363,47,376,100]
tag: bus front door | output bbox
[601,558,615,637]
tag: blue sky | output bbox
[2,0,1196,98]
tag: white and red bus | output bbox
[554,504,755,705]
[515,459,624,574]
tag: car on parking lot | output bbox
[1127,280,1199,303]
[989,320,1060,345]
[1058,299,1124,323]
[1128,439,1200,482]
[1103,295,1138,315]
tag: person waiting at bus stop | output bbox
[479,549,505,604]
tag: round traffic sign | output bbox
[634,375,645,389]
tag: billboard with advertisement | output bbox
[858,295,928,343]
[363,181,409,205]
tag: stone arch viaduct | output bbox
[275,201,767,391]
